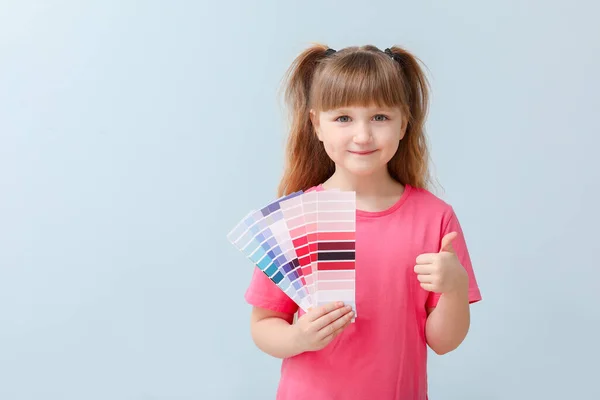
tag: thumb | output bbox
[440,232,458,254]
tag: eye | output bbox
[336,115,351,123]
[373,114,389,121]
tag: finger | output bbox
[421,283,441,293]
[420,282,437,292]
[416,253,437,264]
[321,315,353,344]
[313,304,353,330]
[416,274,433,283]
[413,264,433,275]
[307,301,345,322]
[440,232,458,254]
[318,310,354,341]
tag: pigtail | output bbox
[277,44,335,196]
[385,46,432,189]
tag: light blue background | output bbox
[1,1,598,399]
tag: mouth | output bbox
[348,149,377,155]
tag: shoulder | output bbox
[405,185,456,220]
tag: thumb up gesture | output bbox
[414,232,468,294]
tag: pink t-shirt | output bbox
[245,184,482,399]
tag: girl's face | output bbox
[311,105,407,178]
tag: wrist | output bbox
[288,323,307,356]
[445,275,469,297]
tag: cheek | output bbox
[322,140,344,161]
[381,136,401,154]
[321,133,346,155]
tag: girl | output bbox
[244,43,482,399]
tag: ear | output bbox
[309,109,322,141]
[399,113,408,141]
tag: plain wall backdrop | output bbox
[1,0,599,399]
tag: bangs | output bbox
[310,51,408,112]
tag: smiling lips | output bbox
[348,149,377,155]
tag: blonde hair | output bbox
[277,43,432,197]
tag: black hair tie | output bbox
[325,48,337,56]
[384,48,402,64]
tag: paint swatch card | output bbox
[300,191,319,303]
[315,190,356,316]
[228,189,357,318]
[279,195,314,304]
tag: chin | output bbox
[343,164,386,177]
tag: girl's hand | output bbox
[414,232,468,294]
[292,302,354,353]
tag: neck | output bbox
[323,167,401,197]
[323,167,405,213]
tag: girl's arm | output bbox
[425,284,470,355]
[415,232,472,355]
[250,307,304,359]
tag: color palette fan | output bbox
[227,189,356,317]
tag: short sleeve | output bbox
[426,209,482,308]
[245,266,299,315]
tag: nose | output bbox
[352,122,372,144]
